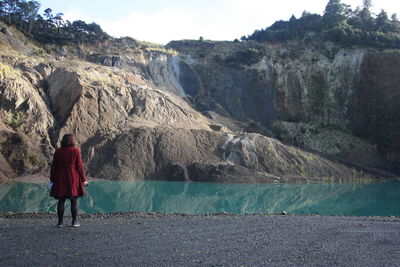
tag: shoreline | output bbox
[1,211,399,219]
[5,174,400,184]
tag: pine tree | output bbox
[322,0,346,28]
[301,11,311,18]
[20,1,40,33]
[363,0,372,10]
[390,14,400,32]
[3,0,19,24]
[376,9,390,32]
[0,1,5,16]
[361,0,372,20]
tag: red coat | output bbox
[50,147,87,199]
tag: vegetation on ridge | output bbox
[245,0,400,48]
[0,0,111,45]
[2,0,399,50]
[0,0,176,56]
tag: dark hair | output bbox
[61,134,76,147]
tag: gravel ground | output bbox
[0,213,399,266]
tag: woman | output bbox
[50,134,88,227]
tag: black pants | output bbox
[57,197,78,224]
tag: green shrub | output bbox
[223,48,264,67]
[0,63,20,80]
[29,153,42,165]
[6,112,24,130]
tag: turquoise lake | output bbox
[0,181,399,216]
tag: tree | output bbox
[0,1,6,16]
[390,14,400,32]
[3,0,20,24]
[43,8,52,20]
[376,9,390,32]
[0,0,110,45]
[301,11,311,18]
[34,13,45,31]
[322,0,346,28]
[86,22,109,42]
[342,4,353,18]
[362,0,372,12]
[71,20,87,43]
[288,15,298,30]
[0,0,38,32]
[15,0,25,28]
[19,0,40,33]
[359,0,374,30]
[53,12,64,34]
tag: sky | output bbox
[38,0,400,44]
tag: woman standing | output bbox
[50,134,88,227]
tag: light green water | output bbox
[0,181,399,216]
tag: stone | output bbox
[208,124,223,132]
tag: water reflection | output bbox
[0,181,399,216]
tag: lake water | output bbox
[0,181,399,216]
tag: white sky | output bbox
[40,0,400,44]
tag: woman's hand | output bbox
[84,181,89,187]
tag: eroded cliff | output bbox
[0,23,398,182]
[168,40,400,175]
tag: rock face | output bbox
[168,41,400,175]
[0,23,398,182]
[271,121,385,169]
[169,41,365,127]
[350,52,400,173]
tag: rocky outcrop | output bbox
[0,131,46,181]
[85,127,368,182]
[272,121,385,169]
[0,23,34,55]
[45,63,213,147]
[0,59,54,159]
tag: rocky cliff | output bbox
[0,23,398,182]
[168,40,400,175]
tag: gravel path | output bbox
[0,213,399,266]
